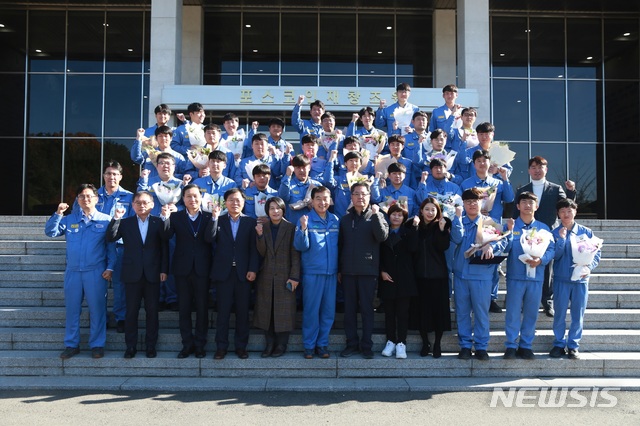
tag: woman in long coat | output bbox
[253,197,301,357]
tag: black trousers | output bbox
[382,296,411,344]
[215,268,251,351]
[176,271,210,349]
[124,277,160,350]
[342,274,377,351]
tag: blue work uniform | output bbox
[551,223,601,350]
[193,174,238,198]
[242,185,278,219]
[458,144,513,182]
[375,102,419,136]
[293,209,339,350]
[371,180,420,217]
[171,120,204,157]
[278,175,323,225]
[236,154,285,190]
[45,209,116,350]
[401,130,430,165]
[503,218,555,350]
[291,104,323,143]
[429,104,457,135]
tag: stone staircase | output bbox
[0,216,639,379]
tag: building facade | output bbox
[0,0,638,217]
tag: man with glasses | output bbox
[45,184,116,360]
[338,182,389,359]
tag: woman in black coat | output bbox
[379,204,418,359]
[411,197,452,358]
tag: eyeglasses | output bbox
[103,172,121,177]
[77,195,95,200]
[134,201,152,206]
[463,199,479,205]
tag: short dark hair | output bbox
[429,158,447,170]
[387,162,406,174]
[301,134,318,146]
[320,112,335,121]
[208,150,228,162]
[358,106,375,119]
[387,203,408,222]
[517,191,538,204]
[103,160,122,174]
[350,181,370,194]
[443,84,458,93]
[461,107,477,117]
[155,125,173,137]
[343,136,360,148]
[223,112,238,122]
[156,152,175,164]
[252,164,271,176]
[268,118,285,128]
[265,196,286,215]
[529,156,548,167]
[291,154,310,167]
[472,149,491,162]
[412,111,428,121]
[344,151,362,162]
[187,102,204,114]
[556,198,578,212]
[76,183,98,197]
[204,123,221,133]
[462,187,482,200]
[396,82,411,92]
[223,187,245,201]
[310,186,331,199]
[182,183,200,198]
[476,122,495,133]
[133,190,153,202]
[430,129,446,140]
[154,103,172,115]
[252,133,268,144]
[388,135,405,145]
[310,100,325,111]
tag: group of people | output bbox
[46,82,601,362]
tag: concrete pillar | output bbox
[149,0,182,126]
[181,5,203,85]
[457,0,491,124]
[433,9,457,89]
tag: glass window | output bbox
[319,13,355,75]
[568,80,602,142]
[28,11,65,72]
[0,74,25,137]
[105,11,144,73]
[203,12,240,75]
[569,143,602,217]
[492,79,529,141]
[530,80,566,141]
[604,19,639,79]
[104,75,143,138]
[358,15,394,79]
[605,81,639,143]
[25,137,62,215]
[282,75,318,86]
[282,13,317,75]
[319,75,356,87]
[531,143,567,184]
[242,74,278,85]
[529,18,565,79]
[28,74,64,136]
[0,10,26,72]
[104,138,140,192]
[358,76,395,88]
[604,144,637,219]
[491,17,528,78]
[67,11,105,73]
[63,138,102,203]
[65,75,103,137]
[567,18,602,79]
[144,11,150,73]
[242,12,279,74]
[0,138,24,215]
[504,142,531,196]
[397,14,432,84]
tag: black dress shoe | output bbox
[235,348,249,359]
[116,320,125,334]
[432,342,442,359]
[168,302,179,311]
[158,302,167,312]
[146,348,157,358]
[177,345,195,359]
[420,342,431,357]
[124,347,137,359]
[214,349,227,360]
[271,345,286,357]
[340,346,360,358]
[195,347,206,358]
[489,300,503,313]
[261,344,274,358]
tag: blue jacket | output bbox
[552,222,601,284]
[242,185,278,219]
[504,218,555,282]
[429,104,457,135]
[461,173,515,221]
[193,175,238,197]
[293,209,339,275]
[45,209,116,272]
[137,176,185,216]
[291,104,323,143]
[415,176,462,201]
[372,181,420,217]
[278,175,323,223]
[237,154,285,190]
[375,101,419,135]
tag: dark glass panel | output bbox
[28,74,64,136]
[104,75,143,138]
[319,14,355,75]
[605,81,639,143]
[358,76,395,87]
[0,74,25,136]
[397,14,432,83]
[530,143,566,184]
[203,12,240,74]
[604,144,638,219]
[0,10,26,72]
[530,80,566,141]
[529,18,565,79]
[412,76,432,87]
[28,10,65,72]
[105,11,144,73]
[67,11,105,73]
[568,80,602,142]
[491,17,528,78]
[568,143,602,218]
[142,74,149,128]
[242,74,278,85]
[567,18,602,79]
[103,138,139,191]
[144,10,150,72]
[503,142,531,196]
[65,75,103,137]
[25,137,62,215]
[281,13,317,75]
[492,79,529,141]
[358,14,394,79]
[281,75,318,86]
[242,12,278,74]
[319,75,356,87]
[604,19,639,79]
[0,138,24,215]
[63,138,102,205]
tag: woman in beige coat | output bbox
[254,197,301,357]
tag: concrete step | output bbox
[594,258,640,274]
[0,271,64,288]
[0,241,66,255]
[0,255,65,271]
[0,350,638,378]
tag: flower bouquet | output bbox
[359,130,387,161]
[151,181,182,205]
[378,195,408,214]
[426,150,458,171]
[346,171,374,190]
[393,106,413,135]
[254,191,270,217]
[488,141,516,168]
[289,184,316,211]
[244,159,264,182]
[186,122,206,147]
[221,129,246,165]
[464,217,510,258]
[570,233,603,281]
[342,148,371,173]
[202,192,226,215]
[320,131,339,153]
[477,185,497,215]
[518,227,554,278]
[433,193,462,219]
[374,154,397,180]
[187,146,211,169]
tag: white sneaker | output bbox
[396,342,407,359]
[381,340,396,357]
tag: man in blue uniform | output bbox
[375,82,419,136]
[278,154,323,225]
[45,184,116,360]
[429,84,461,136]
[291,95,325,143]
[171,102,206,157]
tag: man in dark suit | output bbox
[205,188,259,359]
[162,184,213,359]
[513,156,576,317]
[107,191,169,359]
